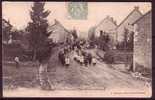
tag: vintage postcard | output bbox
[2,1,152,97]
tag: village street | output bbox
[47,46,148,90]
[3,45,151,97]
[3,48,151,97]
[2,2,152,97]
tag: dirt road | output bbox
[46,48,148,90]
[48,59,147,90]
[3,47,151,97]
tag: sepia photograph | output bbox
[2,1,152,97]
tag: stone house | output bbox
[116,6,143,42]
[132,10,152,71]
[47,19,72,43]
[95,16,117,38]
[93,16,117,48]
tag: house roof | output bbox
[96,16,117,28]
[2,19,13,27]
[117,6,143,29]
[132,10,152,25]
[47,19,70,34]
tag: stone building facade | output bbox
[94,16,117,47]
[95,16,117,37]
[116,6,142,42]
[47,19,70,43]
[133,10,152,71]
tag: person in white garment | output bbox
[14,56,20,68]
[92,57,97,66]
[65,55,70,67]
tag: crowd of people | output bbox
[58,45,71,67]
[73,48,97,67]
[58,39,97,67]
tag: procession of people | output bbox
[58,35,97,67]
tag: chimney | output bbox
[134,6,139,10]
[106,15,110,19]
[110,17,113,22]
[54,19,59,24]
[114,20,117,25]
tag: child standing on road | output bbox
[14,56,20,68]
[65,55,70,67]
[84,53,89,67]
[92,57,97,66]
[87,53,92,65]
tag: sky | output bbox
[2,2,151,35]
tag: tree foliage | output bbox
[2,19,12,41]
[123,28,134,50]
[97,31,110,51]
[88,26,95,40]
[123,28,128,49]
[26,2,51,61]
[89,28,95,41]
[116,28,134,51]
[72,29,78,40]
[88,26,97,47]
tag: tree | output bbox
[89,32,95,41]
[72,29,78,40]
[26,2,53,90]
[26,2,51,61]
[122,28,134,51]
[11,29,23,40]
[128,31,134,51]
[88,26,96,47]
[89,32,96,47]
[88,26,95,40]
[105,34,110,44]
[123,28,129,50]
[2,19,12,41]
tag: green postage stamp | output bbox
[67,2,88,20]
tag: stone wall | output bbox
[133,11,152,71]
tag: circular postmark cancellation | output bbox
[67,2,88,20]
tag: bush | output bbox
[3,43,24,60]
[2,43,34,62]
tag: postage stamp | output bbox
[67,2,88,20]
